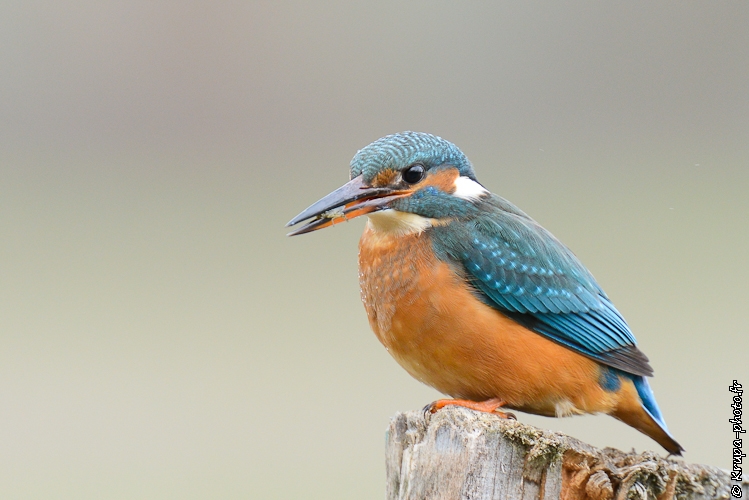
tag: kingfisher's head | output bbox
[286,132,489,235]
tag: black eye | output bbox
[402,164,425,184]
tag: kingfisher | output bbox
[286,131,683,455]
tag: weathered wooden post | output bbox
[386,407,746,500]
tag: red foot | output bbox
[425,398,516,420]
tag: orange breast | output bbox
[358,222,620,417]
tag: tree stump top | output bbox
[386,407,746,500]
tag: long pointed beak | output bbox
[286,175,403,236]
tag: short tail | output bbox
[612,376,684,455]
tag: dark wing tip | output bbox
[597,345,654,377]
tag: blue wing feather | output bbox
[432,194,653,377]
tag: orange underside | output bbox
[358,224,628,418]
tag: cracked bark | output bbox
[386,407,747,500]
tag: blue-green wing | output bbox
[432,195,653,377]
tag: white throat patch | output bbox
[366,210,434,236]
[453,176,488,201]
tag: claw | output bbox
[422,403,434,420]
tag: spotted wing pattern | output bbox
[432,195,653,377]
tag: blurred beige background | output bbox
[1,2,747,498]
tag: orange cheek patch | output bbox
[371,168,398,187]
[421,167,460,193]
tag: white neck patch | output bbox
[366,209,433,236]
[453,176,488,201]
